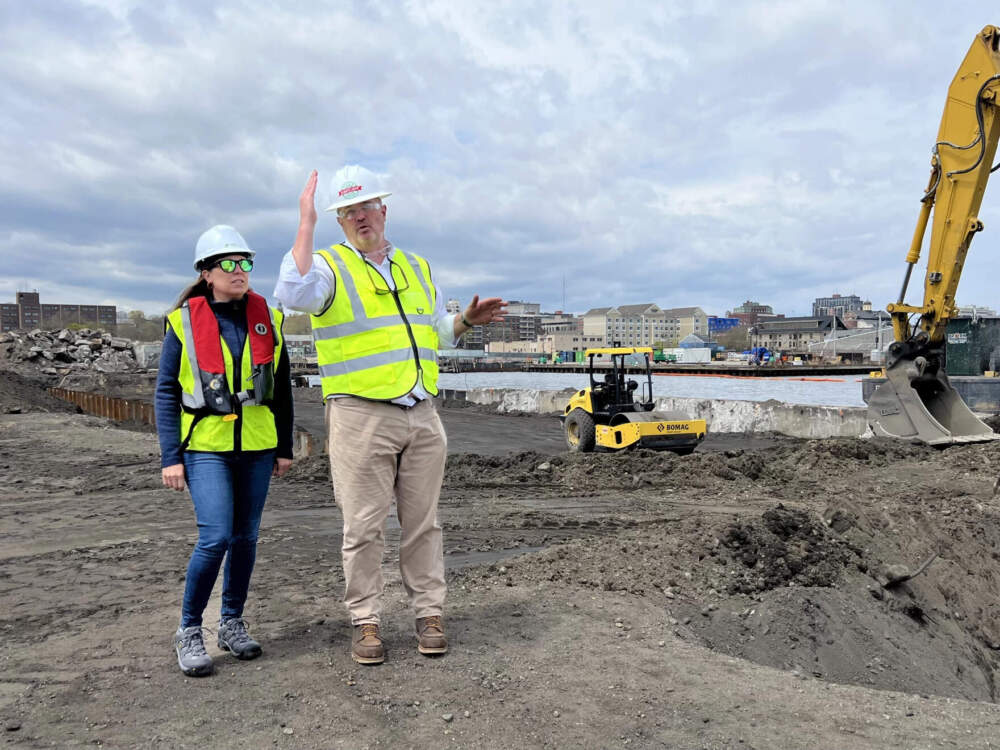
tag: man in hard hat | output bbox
[274,166,506,665]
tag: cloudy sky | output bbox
[2,1,999,319]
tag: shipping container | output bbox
[945,318,1000,375]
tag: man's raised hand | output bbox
[300,170,318,229]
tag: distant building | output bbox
[484,339,544,355]
[580,304,709,347]
[956,305,998,318]
[660,306,708,341]
[539,311,581,335]
[15,292,41,329]
[584,303,668,347]
[486,331,603,358]
[753,316,848,355]
[0,292,116,333]
[460,300,542,350]
[812,293,864,319]
[506,301,540,316]
[707,316,740,336]
[582,307,613,341]
[0,304,18,332]
[503,300,542,342]
[678,333,708,348]
[854,309,891,329]
[541,331,604,355]
[727,300,783,327]
[283,334,316,363]
[445,298,461,314]
[609,304,671,347]
[459,323,485,349]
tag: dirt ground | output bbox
[5,371,1000,749]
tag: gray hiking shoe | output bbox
[217,617,262,660]
[174,626,213,676]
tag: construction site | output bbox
[4,330,1000,748]
[5,13,1000,750]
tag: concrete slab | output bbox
[454,387,870,439]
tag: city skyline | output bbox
[2,3,998,318]
[4,282,994,326]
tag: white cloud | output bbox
[0,0,998,324]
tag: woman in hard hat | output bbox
[154,225,294,677]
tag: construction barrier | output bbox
[47,388,319,457]
[49,387,157,427]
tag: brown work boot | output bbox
[415,615,448,655]
[351,623,385,665]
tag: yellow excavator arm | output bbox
[868,25,1000,445]
[889,25,1000,344]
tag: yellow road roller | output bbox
[561,347,706,454]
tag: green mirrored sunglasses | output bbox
[212,258,254,273]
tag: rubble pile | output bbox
[0,328,142,379]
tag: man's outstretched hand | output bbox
[463,295,507,326]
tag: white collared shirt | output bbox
[273,243,458,405]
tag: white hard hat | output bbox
[325,164,391,212]
[193,225,255,270]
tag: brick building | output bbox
[727,300,783,327]
[0,292,117,333]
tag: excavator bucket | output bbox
[867,355,997,446]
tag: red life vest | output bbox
[188,291,274,369]
[182,291,275,414]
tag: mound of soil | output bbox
[445,434,1000,703]
[719,504,858,593]
[55,370,157,399]
[0,370,80,414]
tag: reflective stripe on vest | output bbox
[166,297,285,453]
[311,245,439,401]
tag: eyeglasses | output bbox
[363,259,410,296]
[337,200,383,221]
[211,258,254,273]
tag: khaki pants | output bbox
[325,397,447,624]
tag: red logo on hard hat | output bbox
[338,183,363,198]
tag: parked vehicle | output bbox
[561,347,706,454]
[745,346,772,365]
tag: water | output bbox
[307,372,867,407]
[439,372,866,408]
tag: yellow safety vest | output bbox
[166,300,285,452]
[311,244,440,401]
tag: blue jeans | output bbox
[180,450,274,628]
